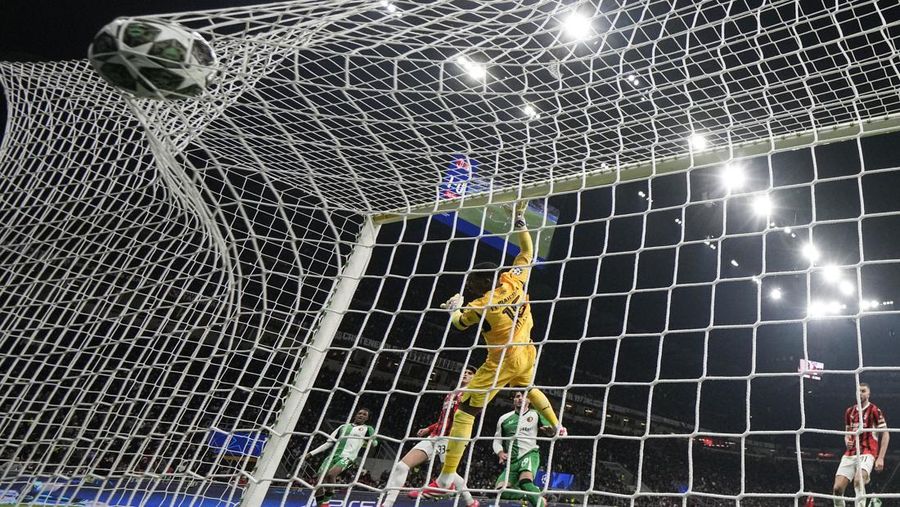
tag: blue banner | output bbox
[208,430,267,457]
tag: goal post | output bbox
[242,218,380,507]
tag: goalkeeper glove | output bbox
[510,201,528,230]
[440,293,463,311]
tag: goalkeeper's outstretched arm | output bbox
[512,201,533,265]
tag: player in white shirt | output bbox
[305,408,378,507]
[493,392,557,507]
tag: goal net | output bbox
[1,1,899,506]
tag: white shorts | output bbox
[412,437,448,463]
[836,454,875,482]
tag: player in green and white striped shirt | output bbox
[305,408,378,507]
[493,392,557,507]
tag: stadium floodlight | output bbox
[637,190,646,198]
[752,195,773,216]
[730,259,739,267]
[801,243,820,263]
[563,11,592,40]
[722,164,745,192]
[809,300,843,317]
[455,55,487,81]
[379,0,399,13]
[522,103,539,119]
[770,288,783,300]
[688,133,708,151]
[808,301,825,318]
[821,264,841,283]
[839,280,855,296]
[861,299,880,310]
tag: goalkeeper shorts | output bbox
[462,342,536,408]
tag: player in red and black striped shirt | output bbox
[831,383,890,507]
[381,366,477,507]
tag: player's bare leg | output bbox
[314,465,344,507]
[382,449,428,507]
[853,469,869,507]
[832,474,850,506]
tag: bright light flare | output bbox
[821,265,841,283]
[861,299,881,310]
[379,0,399,13]
[688,133,708,152]
[722,164,745,192]
[752,195,773,217]
[563,12,592,40]
[808,300,845,318]
[456,55,487,81]
[522,103,539,119]
[802,243,820,263]
[770,288,783,300]
[839,280,855,296]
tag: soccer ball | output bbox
[88,18,217,99]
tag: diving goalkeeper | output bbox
[434,201,565,494]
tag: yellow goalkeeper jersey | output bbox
[454,252,532,362]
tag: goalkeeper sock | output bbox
[382,461,409,507]
[526,388,559,427]
[517,478,544,507]
[440,410,475,475]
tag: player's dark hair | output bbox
[859,383,870,390]
[464,365,477,374]
[356,407,371,416]
[469,261,499,284]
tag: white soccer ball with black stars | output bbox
[88,18,217,99]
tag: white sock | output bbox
[451,473,474,506]
[436,472,454,489]
[854,481,866,507]
[383,462,410,507]
[834,499,846,507]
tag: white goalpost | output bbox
[1,1,900,507]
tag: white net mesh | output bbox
[1,0,899,506]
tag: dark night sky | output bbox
[2,0,899,455]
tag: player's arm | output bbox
[419,422,439,437]
[442,293,485,331]
[366,425,379,447]
[512,201,533,268]
[307,426,340,457]
[876,410,889,470]
[844,408,853,450]
[493,414,508,463]
[492,416,505,455]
